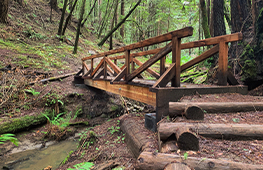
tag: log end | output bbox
[177,132,199,151]
[185,106,204,120]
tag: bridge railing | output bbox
[81,27,242,87]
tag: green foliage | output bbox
[23,28,47,40]
[67,162,94,170]
[25,88,40,96]
[61,150,74,166]
[42,109,66,127]
[184,152,188,160]
[0,134,19,146]
[108,125,120,134]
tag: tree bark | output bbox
[213,0,226,36]
[174,127,199,151]
[62,0,78,36]
[200,0,211,38]
[0,0,8,24]
[120,0,125,38]
[169,102,263,115]
[97,0,141,47]
[164,163,191,170]
[120,115,157,158]
[81,0,98,27]
[136,152,263,170]
[57,0,68,36]
[73,0,86,54]
[159,122,263,140]
[169,104,204,120]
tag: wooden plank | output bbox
[85,79,156,106]
[111,67,127,83]
[105,57,121,74]
[93,68,104,79]
[125,50,131,80]
[133,58,160,79]
[181,45,219,72]
[82,27,193,61]
[83,61,89,71]
[109,48,162,60]
[152,63,176,88]
[126,42,172,82]
[91,59,104,77]
[107,65,114,76]
[160,56,166,75]
[171,37,181,87]
[181,32,242,49]
[90,58,94,74]
[104,57,107,79]
[218,41,228,86]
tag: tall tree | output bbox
[213,0,226,37]
[120,0,125,38]
[200,0,211,38]
[73,0,86,54]
[97,0,142,46]
[62,0,78,36]
[57,0,69,36]
[0,0,8,23]
[50,0,58,22]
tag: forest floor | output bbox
[1,0,263,170]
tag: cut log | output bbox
[175,127,199,151]
[170,104,204,120]
[159,122,263,140]
[169,102,263,115]
[120,115,157,158]
[164,162,191,170]
[135,151,263,170]
[160,140,178,153]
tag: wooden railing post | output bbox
[125,50,130,80]
[90,58,93,74]
[218,41,228,86]
[171,37,181,87]
[104,56,107,79]
[160,56,166,75]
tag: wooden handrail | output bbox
[82,27,193,61]
[107,32,242,61]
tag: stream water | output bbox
[0,139,78,170]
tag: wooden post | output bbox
[218,41,228,86]
[131,54,135,72]
[171,37,181,87]
[125,50,130,80]
[113,59,117,76]
[104,56,107,79]
[90,58,94,74]
[82,62,85,75]
[160,56,166,75]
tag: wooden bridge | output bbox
[80,27,247,127]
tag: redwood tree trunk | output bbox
[0,0,8,23]
[120,0,125,38]
[213,0,226,37]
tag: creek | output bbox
[0,139,78,170]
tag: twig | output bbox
[120,95,129,114]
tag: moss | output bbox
[241,59,257,81]
[110,105,119,112]
[0,111,54,134]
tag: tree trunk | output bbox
[81,0,98,27]
[109,0,118,50]
[120,0,125,38]
[158,122,263,140]
[200,0,211,38]
[164,163,191,170]
[136,152,263,170]
[73,0,86,54]
[120,115,157,158]
[0,0,8,24]
[213,0,226,36]
[174,127,199,151]
[57,0,68,36]
[97,0,142,47]
[62,0,78,36]
[169,102,263,115]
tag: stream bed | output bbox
[0,139,78,170]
